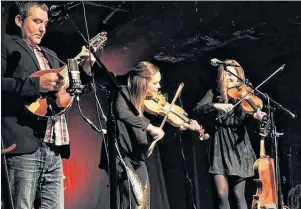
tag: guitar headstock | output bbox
[89,31,107,52]
[259,115,270,138]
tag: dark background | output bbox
[2,1,301,209]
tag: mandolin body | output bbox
[24,32,108,119]
[25,67,73,118]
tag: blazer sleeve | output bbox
[1,37,40,97]
[115,88,150,131]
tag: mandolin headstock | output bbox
[89,31,108,52]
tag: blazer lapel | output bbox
[13,36,41,71]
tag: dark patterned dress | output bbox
[195,89,256,178]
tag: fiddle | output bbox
[227,84,264,114]
[144,92,209,139]
[252,117,278,209]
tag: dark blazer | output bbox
[1,34,65,156]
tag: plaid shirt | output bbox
[30,45,70,146]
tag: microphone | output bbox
[103,1,126,24]
[49,2,79,17]
[103,10,117,24]
[66,59,85,96]
[210,58,241,67]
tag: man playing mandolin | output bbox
[1,2,95,209]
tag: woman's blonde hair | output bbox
[128,61,159,116]
[217,59,245,103]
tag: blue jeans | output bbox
[6,143,64,209]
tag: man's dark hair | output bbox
[15,1,48,20]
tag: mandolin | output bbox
[25,32,107,118]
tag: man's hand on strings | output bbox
[40,72,64,92]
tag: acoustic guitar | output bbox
[25,32,107,119]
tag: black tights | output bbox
[213,174,248,209]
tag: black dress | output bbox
[99,86,151,209]
[195,89,256,178]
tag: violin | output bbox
[252,117,278,209]
[227,84,264,114]
[144,92,209,139]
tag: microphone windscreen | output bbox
[210,58,220,67]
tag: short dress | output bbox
[195,89,256,178]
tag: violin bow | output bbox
[147,82,185,157]
[216,86,258,121]
[216,64,286,121]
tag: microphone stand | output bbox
[268,98,287,209]
[83,1,127,12]
[49,2,126,24]
[220,64,296,209]
[61,12,139,209]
